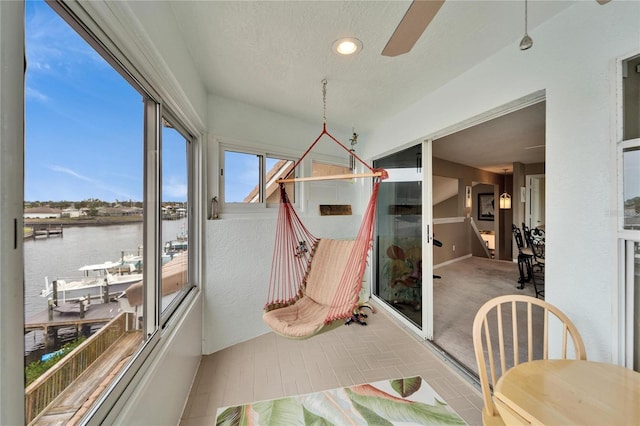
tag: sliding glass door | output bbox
[373,142,434,337]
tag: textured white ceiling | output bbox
[434,101,546,173]
[168,1,573,169]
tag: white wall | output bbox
[112,295,203,425]
[204,215,361,353]
[124,1,207,129]
[363,1,640,362]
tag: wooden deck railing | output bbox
[25,312,130,424]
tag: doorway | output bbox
[372,96,546,375]
[526,174,546,230]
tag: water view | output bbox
[24,219,186,357]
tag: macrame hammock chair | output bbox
[263,81,387,339]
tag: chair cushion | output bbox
[304,239,356,306]
[263,238,358,339]
[262,296,330,339]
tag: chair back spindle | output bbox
[473,295,586,424]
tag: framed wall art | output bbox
[478,193,495,221]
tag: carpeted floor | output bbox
[432,256,537,375]
[215,375,467,425]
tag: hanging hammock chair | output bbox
[263,122,387,339]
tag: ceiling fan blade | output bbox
[382,0,445,57]
[596,0,612,4]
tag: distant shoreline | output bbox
[24,216,143,229]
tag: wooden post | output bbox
[79,299,85,319]
[81,323,91,338]
[102,279,109,304]
[52,280,58,306]
[48,299,53,321]
[45,327,57,353]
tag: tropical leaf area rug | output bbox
[215,375,467,425]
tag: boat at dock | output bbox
[164,233,187,256]
[41,260,143,303]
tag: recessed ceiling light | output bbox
[332,38,362,56]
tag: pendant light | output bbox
[520,0,533,50]
[500,169,512,209]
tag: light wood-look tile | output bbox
[180,304,483,425]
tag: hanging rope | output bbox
[282,79,381,182]
[325,179,381,323]
[264,177,385,337]
[265,185,319,311]
[262,79,388,338]
[322,78,327,125]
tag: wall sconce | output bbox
[499,169,511,209]
[465,186,472,208]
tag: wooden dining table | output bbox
[493,359,640,425]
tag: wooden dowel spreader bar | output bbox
[277,171,385,184]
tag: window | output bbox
[312,161,351,177]
[221,147,295,209]
[22,1,198,422]
[161,117,192,315]
[24,3,147,422]
[616,53,640,372]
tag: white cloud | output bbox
[49,164,139,201]
[49,165,94,182]
[25,86,49,103]
[163,176,188,200]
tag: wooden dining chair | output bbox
[472,294,586,426]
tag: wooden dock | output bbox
[33,224,63,238]
[25,301,121,333]
[25,301,122,353]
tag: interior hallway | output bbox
[180,303,483,425]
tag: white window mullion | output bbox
[143,98,161,336]
[624,240,636,368]
[259,154,266,204]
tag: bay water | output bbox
[23,219,186,357]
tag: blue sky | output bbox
[25,0,186,203]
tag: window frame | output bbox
[614,51,640,369]
[35,1,203,423]
[310,159,353,178]
[219,142,300,214]
[218,141,355,216]
[159,112,197,324]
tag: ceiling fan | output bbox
[382,0,613,57]
[381,0,445,57]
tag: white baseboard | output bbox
[434,254,472,270]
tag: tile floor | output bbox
[180,303,484,425]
